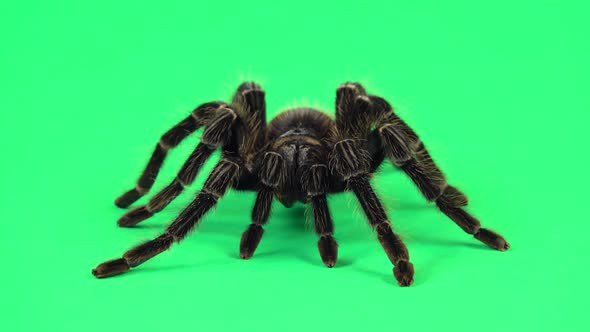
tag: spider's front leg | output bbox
[331,140,414,286]
[330,83,414,286]
[92,158,240,278]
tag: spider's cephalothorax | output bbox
[93,82,509,286]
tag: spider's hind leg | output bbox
[117,105,237,227]
[368,96,509,251]
[114,101,226,208]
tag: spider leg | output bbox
[331,83,413,286]
[330,140,414,286]
[117,106,238,227]
[304,164,338,267]
[233,82,266,135]
[368,95,509,251]
[239,152,284,259]
[93,158,240,278]
[350,176,414,286]
[115,102,228,208]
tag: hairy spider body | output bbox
[93,82,509,286]
[267,109,339,206]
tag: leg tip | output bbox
[117,216,137,228]
[475,228,510,251]
[323,260,336,268]
[318,236,338,268]
[92,258,130,278]
[114,198,131,209]
[321,253,337,268]
[117,206,153,227]
[393,261,414,287]
[239,224,264,260]
[239,251,254,260]
[398,279,414,287]
[500,241,511,251]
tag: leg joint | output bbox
[378,124,413,165]
[122,233,174,267]
[202,159,240,196]
[435,185,468,208]
[135,184,149,194]
[191,102,228,124]
[201,107,237,147]
[329,139,370,179]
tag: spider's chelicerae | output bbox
[93,82,509,286]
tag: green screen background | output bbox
[1,1,588,331]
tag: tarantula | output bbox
[92,82,509,286]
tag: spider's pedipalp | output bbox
[304,163,338,267]
[311,194,337,268]
[240,223,264,259]
[318,234,338,268]
[239,152,284,259]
